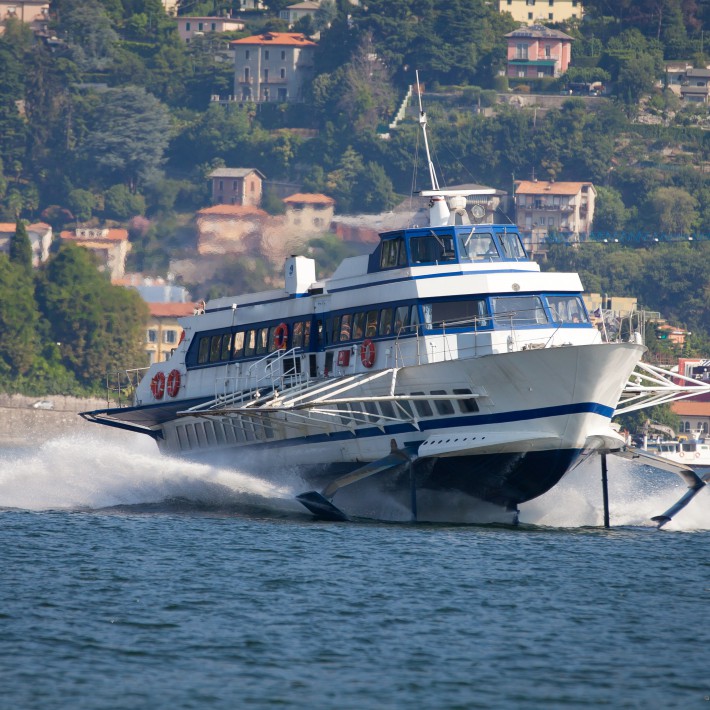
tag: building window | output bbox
[528,11,533,19]
[265,50,270,60]
[280,68,285,78]
[186,21,191,30]
[264,68,269,81]
[245,50,250,59]
[516,43,528,59]
[549,0,553,5]
[244,67,249,81]
[147,329,157,343]
[549,13,553,19]
[211,23,216,31]
[233,180,237,189]
[219,180,223,190]
[281,50,286,60]
[198,22,203,31]
[164,330,177,344]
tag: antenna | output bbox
[416,71,440,191]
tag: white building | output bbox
[499,0,583,25]
[230,31,316,102]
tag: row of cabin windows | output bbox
[379,232,526,269]
[175,388,480,450]
[175,418,275,451]
[197,319,312,365]
[193,294,587,367]
[331,305,418,343]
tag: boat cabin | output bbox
[368,225,527,273]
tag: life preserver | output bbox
[273,322,288,350]
[360,338,376,368]
[150,371,166,399]
[679,451,684,457]
[167,369,181,398]
[696,452,701,459]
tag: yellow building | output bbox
[146,303,195,364]
[499,0,583,25]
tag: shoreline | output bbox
[0,394,115,445]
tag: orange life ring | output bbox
[167,369,181,398]
[273,322,288,350]
[150,371,166,399]
[360,338,376,368]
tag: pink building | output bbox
[505,25,573,79]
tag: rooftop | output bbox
[230,32,316,47]
[197,204,269,217]
[283,193,335,205]
[148,302,196,318]
[515,180,593,196]
[60,228,128,242]
[505,25,574,41]
[209,168,265,179]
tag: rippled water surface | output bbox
[1,433,709,709]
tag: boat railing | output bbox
[104,366,150,409]
[214,346,311,406]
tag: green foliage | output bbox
[36,244,149,385]
[104,184,147,219]
[0,255,40,375]
[9,220,33,274]
[261,188,286,216]
[594,186,628,233]
[68,189,97,222]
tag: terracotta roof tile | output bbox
[515,180,593,196]
[60,228,129,241]
[283,193,335,205]
[148,302,196,318]
[197,204,268,217]
[671,400,710,416]
[230,32,316,47]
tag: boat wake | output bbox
[0,433,706,529]
[520,455,709,531]
[0,432,305,518]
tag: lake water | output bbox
[1,433,709,709]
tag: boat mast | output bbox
[415,71,495,228]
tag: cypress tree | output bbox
[9,219,33,274]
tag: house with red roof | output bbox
[208,168,265,206]
[0,222,52,266]
[514,180,596,249]
[195,204,270,255]
[505,25,573,80]
[230,31,316,102]
[59,227,131,281]
[283,193,335,232]
[146,302,195,364]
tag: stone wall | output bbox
[0,394,116,445]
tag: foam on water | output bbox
[1,432,707,529]
[0,431,301,514]
[520,454,710,531]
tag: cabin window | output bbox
[268,326,279,352]
[256,328,269,355]
[411,392,433,417]
[363,401,379,422]
[176,425,189,450]
[292,321,304,349]
[454,388,479,413]
[499,233,526,259]
[394,305,410,334]
[303,320,311,348]
[379,308,394,336]
[365,310,378,338]
[221,333,232,360]
[492,296,548,326]
[330,316,341,344]
[422,299,490,329]
[457,232,499,260]
[340,314,352,341]
[353,312,366,339]
[395,399,413,418]
[233,331,244,359]
[210,335,223,362]
[432,390,455,416]
[244,330,256,357]
[380,237,406,268]
[198,336,210,364]
[380,400,396,419]
[546,295,587,324]
[410,234,456,263]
